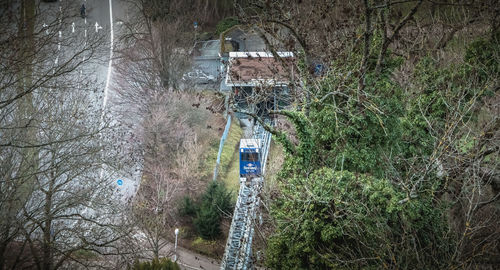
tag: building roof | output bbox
[240,139,261,149]
[225,52,296,87]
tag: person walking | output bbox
[80,4,86,18]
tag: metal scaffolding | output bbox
[220,123,271,270]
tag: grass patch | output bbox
[190,237,218,257]
[201,139,220,180]
[203,118,243,190]
[217,119,243,194]
[224,154,241,198]
[263,140,284,193]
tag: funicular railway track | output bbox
[220,122,271,270]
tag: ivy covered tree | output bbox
[235,0,499,268]
[258,32,498,269]
[262,52,452,268]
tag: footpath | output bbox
[161,243,220,270]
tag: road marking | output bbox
[101,0,114,121]
[95,22,103,33]
[72,22,75,33]
[58,31,61,50]
[98,0,115,182]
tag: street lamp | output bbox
[174,228,179,262]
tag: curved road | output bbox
[41,1,220,268]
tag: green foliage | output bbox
[258,23,497,267]
[406,46,493,155]
[201,182,234,215]
[190,237,218,257]
[132,258,180,270]
[179,196,198,217]
[464,31,500,80]
[265,50,471,268]
[193,182,233,239]
[267,169,452,269]
[215,16,239,35]
[194,202,221,239]
[300,55,407,179]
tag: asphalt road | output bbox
[84,0,142,200]
[38,0,140,204]
[38,1,222,267]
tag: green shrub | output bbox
[215,17,239,35]
[464,32,500,80]
[191,237,218,257]
[193,182,233,239]
[194,204,221,239]
[179,196,198,217]
[265,49,459,268]
[131,258,180,270]
[266,169,452,269]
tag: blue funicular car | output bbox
[239,139,262,177]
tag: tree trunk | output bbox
[153,226,160,260]
[358,0,372,92]
[42,204,53,270]
[42,171,55,270]
[0,223,9,270]
[375,0,422,75]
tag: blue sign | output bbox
[117,179,123,186]
[314,64,324,75]
[194,21,198,29]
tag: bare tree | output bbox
[0,1,135,269]
[118,0,195,91]
[132,163,182,260]
[129,95,198,260]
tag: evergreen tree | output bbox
[194,182,233,239]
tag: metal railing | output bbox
[220,122,271,270]
[213,115,232,181]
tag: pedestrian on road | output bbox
[80,4,86,18]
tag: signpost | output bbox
[314,64,324,76]
[194,21,198,42]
